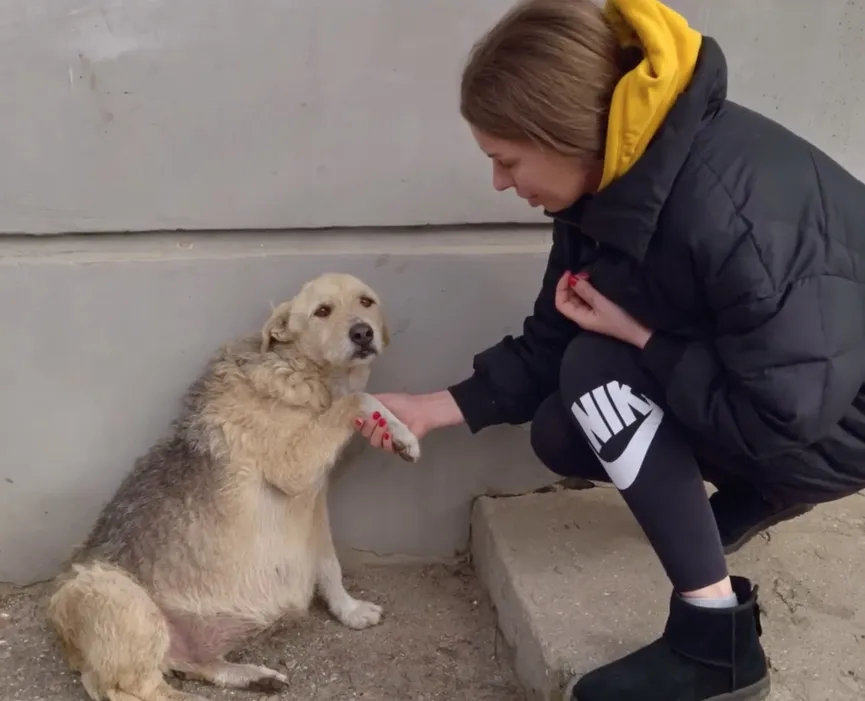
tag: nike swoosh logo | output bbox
[593,397,663,491]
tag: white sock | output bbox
[685,592,739,609]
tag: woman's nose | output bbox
[492,167,513,192]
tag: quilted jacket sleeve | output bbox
[448,225,582,433]
[640,263,865,461]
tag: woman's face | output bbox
[470,126,601,212]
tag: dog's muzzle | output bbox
[349,322,377,359]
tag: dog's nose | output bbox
[349,322,374,347]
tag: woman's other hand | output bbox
[354,391,464,454]
[555,271,653,349]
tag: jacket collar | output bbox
[545,37,728,262]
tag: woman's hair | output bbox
[460,0,625,160]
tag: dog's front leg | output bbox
[259,394,364,497]
[313,491,383,630]
[262,393,419,497]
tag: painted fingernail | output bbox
[379,418,387,427]
[383,432,390,441]
[372,411,381,420]
[354,418,363,427]
[568,275,577,287]
[575,271,590,280]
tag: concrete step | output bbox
[471,484,865,701]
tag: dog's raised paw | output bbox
[358,394,421,463]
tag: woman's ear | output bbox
[260,300,295,353]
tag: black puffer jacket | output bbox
[449,37,865,501]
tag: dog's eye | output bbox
[313,304,332,318]
[359,296,375,308]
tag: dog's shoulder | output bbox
[205,335,334,411]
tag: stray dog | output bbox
[47,272,421,701]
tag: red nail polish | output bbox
[372,411,381,420]
[379,418,387,427]
[383,432,390,441]
[354,418,363,427]
[568,275,577,287]
[575,271,590,280]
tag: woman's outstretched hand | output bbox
[555,270,653,349]
[354,391,464,454]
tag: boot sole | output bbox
[565,673,770,701]
[708,674,771,700]
[722,504,814,555]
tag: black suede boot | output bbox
[709,484,813,554]
[567,576,770,701]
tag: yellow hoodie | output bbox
[598,0,703,191]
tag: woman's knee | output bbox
[558,332,639,397]
[530,392,607,481]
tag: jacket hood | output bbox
[547,13,729,262]
[599,0,703,191]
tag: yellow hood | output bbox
[598,0,703,190]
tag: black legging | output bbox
[530,332,729,593]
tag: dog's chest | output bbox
[226,487,322,613]
[329,366,370,399]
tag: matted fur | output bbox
[47,272,420,701]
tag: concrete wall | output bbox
[1,0,864,584]
[0,229,555,584]
[3,0,863,234]
[0,0,536,233]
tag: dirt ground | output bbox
[0,560,523,701]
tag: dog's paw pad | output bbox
[338,599,383,629]
[392,437,421,463]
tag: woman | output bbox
[356,1,865,699]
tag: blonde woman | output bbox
[357,1,865,699]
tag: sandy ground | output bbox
[0,560,523,701]
[4,489,864,701]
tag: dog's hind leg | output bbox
[172,661,289,692]
[47,562,209,701]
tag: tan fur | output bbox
[46,273,420,701]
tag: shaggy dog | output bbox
[47,272,420,701]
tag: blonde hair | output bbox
[460,0,626,160]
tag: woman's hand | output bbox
[354,391,464,454]
[555,271,653,349]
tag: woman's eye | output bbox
[313,305,332,318]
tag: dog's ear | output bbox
[381,320,391,348]
[260,300,295,353]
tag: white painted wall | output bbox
[0,0,537,233]
[0,0,862,234]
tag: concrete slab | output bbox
[472,484,865,701]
